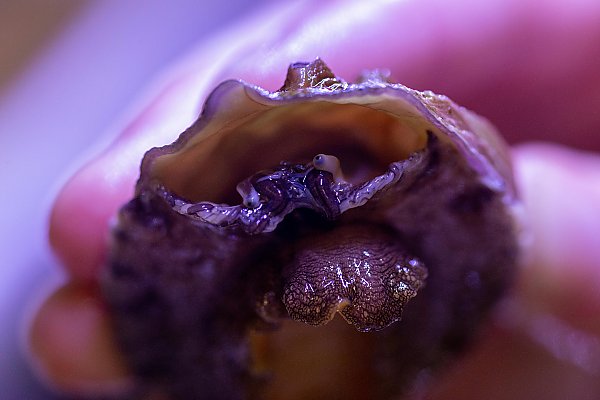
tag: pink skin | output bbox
[31,0,600,398]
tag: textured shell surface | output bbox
[103,59,521,400]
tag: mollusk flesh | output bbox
[103,59,520,400]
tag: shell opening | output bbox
[149,101,430,205]
[166,145,425,234]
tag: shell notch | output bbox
[104,58,520,400]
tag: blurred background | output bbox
[0,1,273,398]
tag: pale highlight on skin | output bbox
[35,0,600,397]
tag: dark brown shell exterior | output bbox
[102,59,521,400]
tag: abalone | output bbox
[103,59,521,400]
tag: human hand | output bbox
[29,0,600,398]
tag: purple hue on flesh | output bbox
[104,59,520,400]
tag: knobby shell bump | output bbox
[103,59,521,400]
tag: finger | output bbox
[27,283,132,396]
[426,144,600,399]
[512,143,600,334]
[427,320,600,400]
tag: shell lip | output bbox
[246,80,514,200]
[138,59,516,214]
